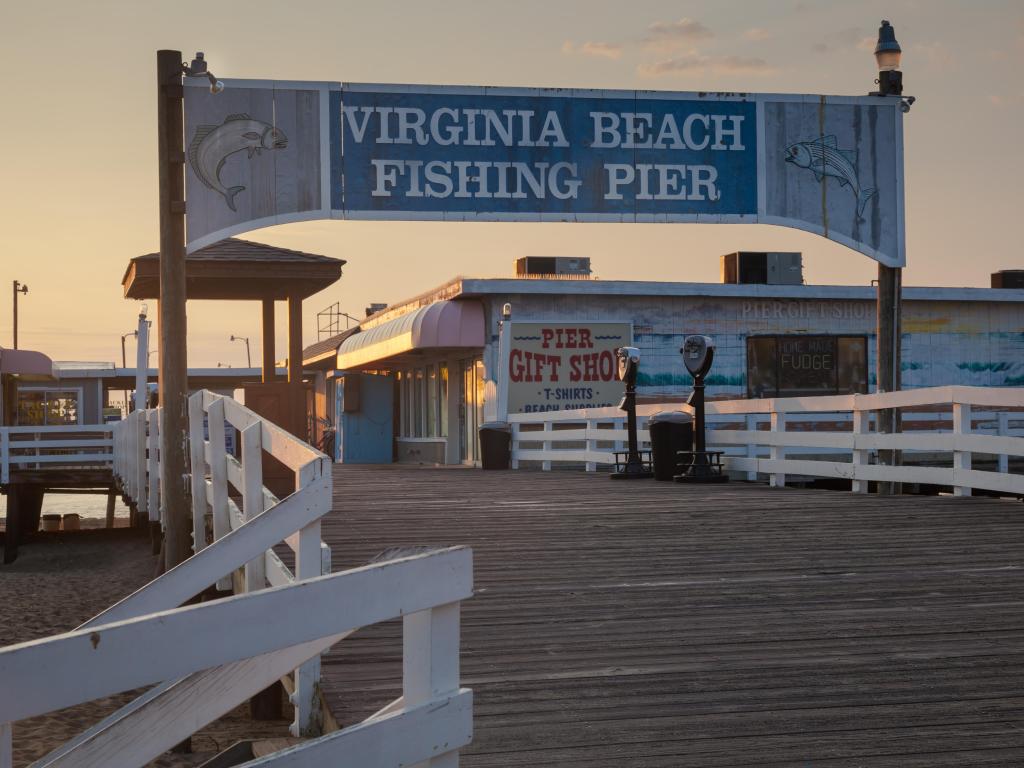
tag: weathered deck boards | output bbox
[319,466,1024,766]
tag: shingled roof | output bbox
[303,326,361,366]
[123,238,345,300]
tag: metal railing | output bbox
[509,385,1024,496]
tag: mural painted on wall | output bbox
[499,294,1024,399]
[505,322,630,412]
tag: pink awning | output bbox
[338,301,485,370]
[0,347,54,378]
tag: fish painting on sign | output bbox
[785,135,877,220]
[188,114,288,211]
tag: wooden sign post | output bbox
[156,50,191,569]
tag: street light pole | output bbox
[12,280,28,349]
[230,334,252,368]
[871,20,908,495]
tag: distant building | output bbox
[304,260,1024,466]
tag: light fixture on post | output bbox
[874,20,902,95]
[182,51,224,94]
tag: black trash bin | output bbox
[648,411,694,481]
[479,422,512,470]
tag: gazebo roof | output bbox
[122,238,345,301]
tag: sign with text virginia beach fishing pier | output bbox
[184,81,905,267]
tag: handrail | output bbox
[508,384,1024,496]
[105,391,335,737]
[0,547,473,768]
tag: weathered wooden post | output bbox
[876,263,902,495]
[156,50,191,569]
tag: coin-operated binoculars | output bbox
[611,346,653,479]
[675,335,728,483]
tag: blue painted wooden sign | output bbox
[184,82,905,267]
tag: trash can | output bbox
[479,422,512,470]
[648,411,693,481]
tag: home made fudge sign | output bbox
[185,81,904,267]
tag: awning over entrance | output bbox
[0,347,54,378]
[337,300,484,370]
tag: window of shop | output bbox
[746,336,868,398]
[398,363,449,439]
[17,388,83,426]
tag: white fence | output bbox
[510,385,1024,497]
[0,547,473,768]
[0,424,114,484]
[0,390,474,767]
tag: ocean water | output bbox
[38,493,132,520]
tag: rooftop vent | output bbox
[991,271,1024,289]
[515,256,592,279]
[721,252,803,285]
[365,302,388,317]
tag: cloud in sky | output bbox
[743,28,772,42]
[642,18,713,50]
[562,40,624,60]
[638,52,775,78]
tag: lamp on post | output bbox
[121,330,138,413]
[873,20,902,96]
[12,280,28,349]
[230,335,252,368]
[869,19,912,495]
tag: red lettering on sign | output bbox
[541,329,554,349]
[509,349,524,382]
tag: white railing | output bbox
[107,390,334,736]
[509,385,1024,497]
[0,546,473,768]
[0,423,114,484]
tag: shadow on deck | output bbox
[319,465,1024,767]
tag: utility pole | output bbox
[12,280,28,349]
[157,50,191,569]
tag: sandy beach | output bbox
[0,528,294,767]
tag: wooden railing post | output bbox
[1,430,9,486]
[188,395,208,553]
[997,412,1010,474]
[585,419,597,473]
[206,399,232,592]
[510,423,520,470]
[293,515,324,737]
[1,720,11,768]
[240,423,267,591]
[404,601,462,768]
[852,405,869,494]
[136,412,148,522]
[953,402,972,497]
[769,410,786,489]
[744,414,757,482]
[541,422,552,472]
[147,410,161,525]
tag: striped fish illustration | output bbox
[784,135,877,220]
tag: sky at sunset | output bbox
[2,0,1022,367]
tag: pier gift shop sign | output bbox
[184,82,905,267]
[505,323,631,413]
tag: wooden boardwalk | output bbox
[319,466,1024,767]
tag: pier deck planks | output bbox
[318,466,1024,766]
